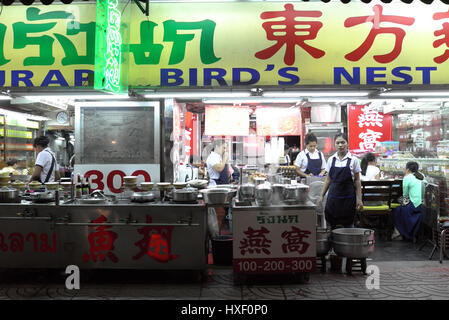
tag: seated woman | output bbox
[360,152,380,181]
[391,161,425,240]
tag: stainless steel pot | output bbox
[173,188,198,202]
[331,228,375,258]
[0,188,19,203]
[238,183,255,201]
[253,177,267,186]
[131,192,156,203]
[200,188,232,204]
[316,227,330,256]
[30,191,54,203]
[271,184,285,204]
[283,184,309,202]
[255,184,272,204]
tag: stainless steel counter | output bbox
[0,201,207,271]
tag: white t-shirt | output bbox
[294,149,326,172]
[35,147,59,182]
[206,151,222,186]
[325,152,361,180]
[361,165,380,181]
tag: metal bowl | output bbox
[200,188,232,204]
[173,188,198,202]
[238,183,255,201]
[77,197,107,205]
[131,192,155,203]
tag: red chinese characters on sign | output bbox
[281,226,311,255]
[433,9,449,64]
[255,4,325,66]
[347,105,392,152]
[83,215,119,263]
[0,232,56,253]
[344,5,415,63]
[133,215,179,263]
[239,227,272,255]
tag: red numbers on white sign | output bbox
[84,170,152,193]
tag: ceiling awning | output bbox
[1,0,75,5]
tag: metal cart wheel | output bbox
[361,258,367,275]
[345,258,353,275]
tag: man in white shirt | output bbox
[29,136,60,183]
[295,132,326,178]
[206,139,229,187]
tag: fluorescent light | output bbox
[142,91,251,99]
[307,97,372,103]
[75,101,154,107]
[203,97,301,104]
[413,98,449,102]
[263,90,371,97]
[380,91,449,97]
[0,108,51,121]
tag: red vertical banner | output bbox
[347,105,392,152]
[185,111,194,159]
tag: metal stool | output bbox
[439,221,449,263]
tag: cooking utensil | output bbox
[173,188,198,202]
[200,188,232,204]
[253,177,267,186]
[283,184,309,202]
[131,192,155,203]
[331,228,375,258]
[30,191,54,203]
[0,187,19,203]
[238,183,255,201]
[271,184,285,204]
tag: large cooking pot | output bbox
[0,187,19,203]
[200,188,233,204]
[271,184,285,204]
[238,183,255,201]
[331,228,375,258]
[316,227,331,256]
[173,188,198,202]
[131,192,156,203]
[283,184,309,202]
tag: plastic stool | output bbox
[439,221,449,263]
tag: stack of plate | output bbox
[139,182,154,191]
[173,182,187,189]
[11,180,25,190]
[29,181,43,191]
[157,182,172,190]
[61,182,72,192]
[45,182,60,190]
[123,176,138,189]
[0,175,10,188]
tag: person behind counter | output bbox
[391,161,425,241]
[1,159,20,175]
[295,132,326,178]
[360,152,380,180]
[318,132,363,229]
[206,139,229,186]
[29,136,60,184]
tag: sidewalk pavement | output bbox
[0,259,448,300]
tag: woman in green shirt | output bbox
[392,161,425,240]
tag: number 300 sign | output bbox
[84,170,152,194]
